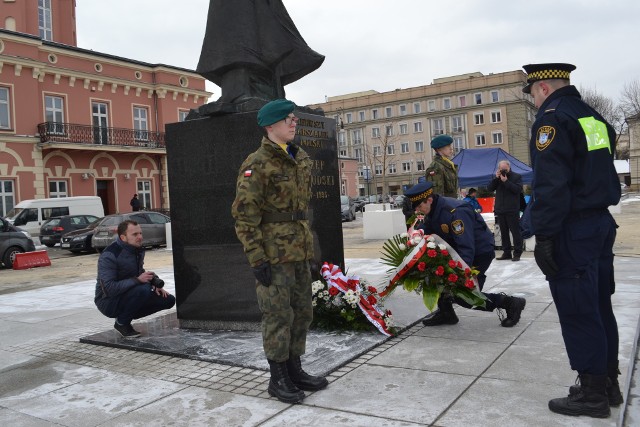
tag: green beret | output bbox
[257,99,296,126]
[431,134,454,149]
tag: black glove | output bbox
[309,260,320,279]
[252,262,272,286]
[534,237,559,277]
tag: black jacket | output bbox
[487,171,523,214]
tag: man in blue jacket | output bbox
[95,220,175,337]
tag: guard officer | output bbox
[405,181,526,327]
[425,134,459,198]
[523,63,622,418]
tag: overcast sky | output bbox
[76,0,640,106]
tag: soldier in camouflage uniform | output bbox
[231,99,328,404]
[425,134,459,198]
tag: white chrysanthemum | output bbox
[323,295,330,301]
[400,232,408,238]
[312,299,317,306]
[427,235,435,242]
[438,244,447,251]
[398,243,406,251]
[412,237,422,245]
[351,303,358,308]
[311,281,324,294]
[427,241,436,249]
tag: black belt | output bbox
[262,210,312,223]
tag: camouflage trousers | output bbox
[256,260,313,362]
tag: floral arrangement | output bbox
[378,221,487,312]
[311,263,396,336]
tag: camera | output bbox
[500,169,507,177]
[150,274,165,288]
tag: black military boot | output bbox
[286,355,328,391]
[496,251,512,260]
[549,374,610,418]
[267,359,305,403]
[422,297,458,326]
[569,361,624,406]
[500,295,526,327]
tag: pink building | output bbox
[0,0,210,216]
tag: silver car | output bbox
[91,212,170,251]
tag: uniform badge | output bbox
[451,220,464,235]
[429,171,436,176]
[244,169,252,177]
[536,126,556,151]
[441,224,449,234]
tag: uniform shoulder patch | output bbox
[441,224,449,234]
[451,219,464,235]
[536,126,556,151]
[428,170,436,176]
[243,169,252,177]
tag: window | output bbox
[147,212,170,224]
[416,160,425,171]
[38,0,53,41]
[375,163,383,175]
[453,136,465,154]
[372,109,379,120]
[492,131,503,144]
[373,145,382,156]
[0,87,11,129]
[428,100,436,111]
[385,107,393,118]
[432,118,444,135]
[133,106,149,140]
[339,147,347,157]
[475,133,486,146]
[345,112,352,123]
[44,95,65,134]
[0,180,15,217]
[413,102,421,113]
[399,104,407,116]
[92,102,109,145]
[358,111,365,121]
[401,142,409,153]
[388,163,397,174]
[491,90,499,103]
[474,112,484,125]
[387,144,395,155]
[178,110,189,122]
[458,95,467,108]
[474,93,483,105]
[452,116,463,132]
[372,127,380,138]
[413,121,423,133]
[399,123,408,135]
[48,180,67,198]
[491,110,502,123]
[42,207,69,220]
[138,180,152,209]
[338,132,346,146]
[443,98,451,110]
[402,161,411,172]
[385,125,393,136]
[352,129,362,144]
[354,148,363,162]
[415,140,424,152]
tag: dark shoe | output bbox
[501,296,526,327]
[569,362,624,407]
[286,355,328,391]
[114,322,141,338]
[549,374,610,418]
[423,298,458,326]
[496,252,512,260]
[267,360,305,403]
[511,254,521,262]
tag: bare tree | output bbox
[370,122,400,197]
[620,80,640,118]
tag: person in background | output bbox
[523,62,622,418]
[425,135,458,198]
[463,188,482,213]
[488,160,523,261]
[130,194,141,211]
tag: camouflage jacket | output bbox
[425,155,459,198]
[231,137,314,267]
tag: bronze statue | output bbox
[193,0,325,115]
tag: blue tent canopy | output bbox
[451,148,533,187]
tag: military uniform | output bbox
[425,154,459,198]
[232,136,314,362]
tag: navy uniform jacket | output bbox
[417,195,494,266]
[529,85,620,238]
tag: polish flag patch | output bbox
[244,169,252,177]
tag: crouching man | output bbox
[95,220,175,337]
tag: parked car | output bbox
[60,217,106,253]
[91,212,171,251]
[39,214,101,247]
[354,196,368,212]
[341,196,356,222]
[393,195,407,209]
[1,216,36,269]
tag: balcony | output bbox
[37,122,165,149]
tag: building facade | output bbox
[0,0,210,216]
[311,71,536,197]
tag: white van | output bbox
[5,196,105,237]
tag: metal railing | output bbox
[37,122,165,149]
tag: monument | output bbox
[166,0,343,329]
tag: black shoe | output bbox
[114,322,141,338]
[569,362,624,407]
[267,360,305,403]
[422,309,459,326]
[286,355,328,391]
[496,252,512,260]
[549,374,610,418]
[511,254,521,262]
[501,296,526,327]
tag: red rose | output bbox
[435,266,445,276]
[448,274,458,282]
[367,286,377,294]
[328,287,340,296]
[427,249,437,258]
[464,268,471,276]
[417,262,426,271]
[441,249,449,256]
[465,280,475,289]
[448,260,457,268]
[367,295,377,305]
[457,261,463,268]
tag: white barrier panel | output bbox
[365,203,392,212]
[165,222,172,250]
[363,209,406,240]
